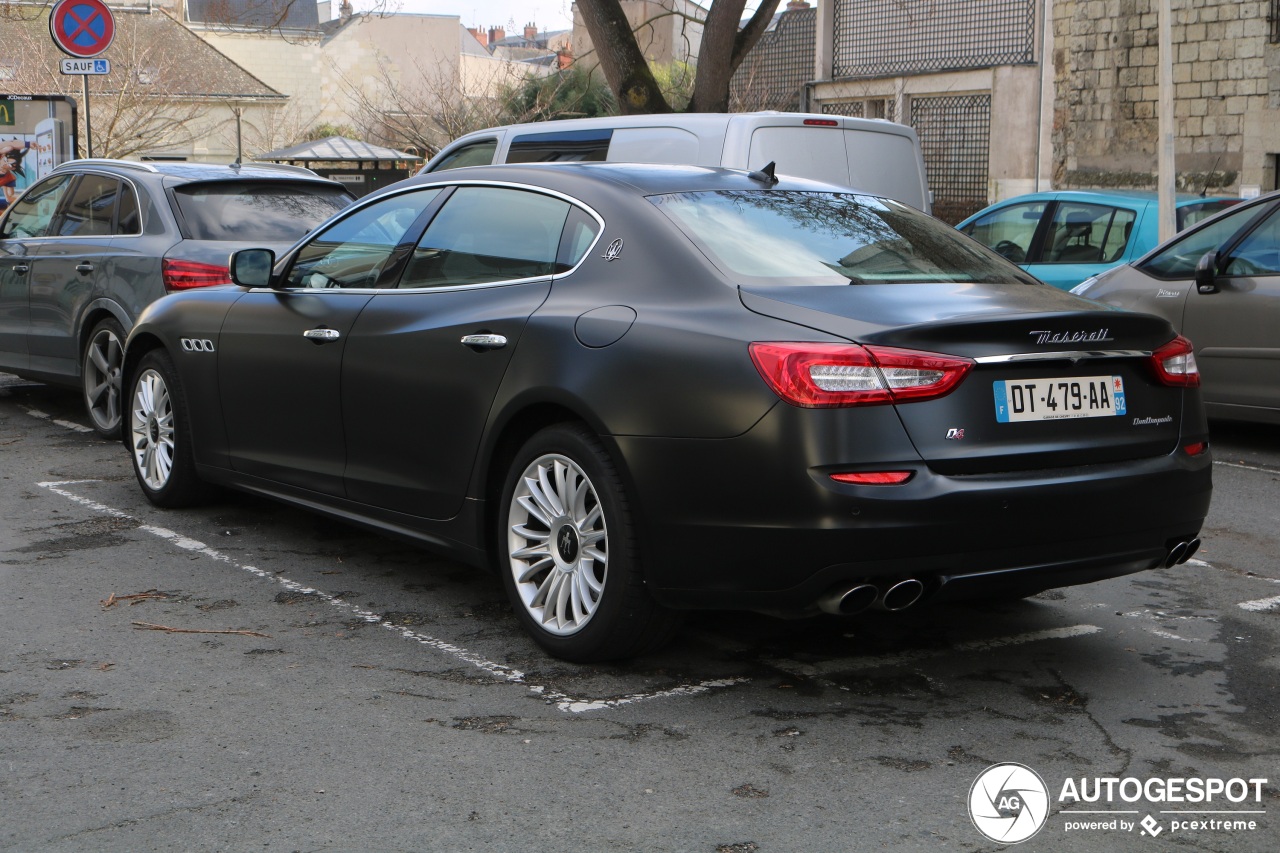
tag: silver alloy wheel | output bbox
[507,453,608,636]
[84,326,123,432]
[130,368,176,491]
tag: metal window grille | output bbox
[833,0,1036,79]
[821,99,896,122]
[910,93,991,224]
[730,8,816,112]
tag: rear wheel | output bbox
[82,317,125,438]
[499,424,676,662]
[128,350,214,507]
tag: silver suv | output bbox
[0,159,354,437]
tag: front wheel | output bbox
[82,317,125,438]
[127,349,215,508]
[499,424,676,662]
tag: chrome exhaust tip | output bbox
[817,583,879,616]
[1177,538,1202,564]
[877,578,925,612]
[1164,541,1189,568]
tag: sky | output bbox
[358,1,578,33]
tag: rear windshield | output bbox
[650,190,1037,286]
[173,181,353,242]
[1177,199,1239,231]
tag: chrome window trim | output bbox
[258,179,606,295]
[975,350,1152,364]
[2,168,146,239]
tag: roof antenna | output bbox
[1199,153,1222,198]
[748,161,779,185]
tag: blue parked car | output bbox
[956,190,1239,289]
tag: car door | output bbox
[27,172,123,378]
[0,174,74,376]
[1024,201,1138,290]
[341,185,585,519]
[1183,204,1280,414]
[218,188,445,496]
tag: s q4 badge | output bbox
[946,428,965,440]
[603,238,624,261]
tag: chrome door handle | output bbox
[11,264,29,275]
[461,333,507,350]
[303,328,341,342]
[76,262,94,274]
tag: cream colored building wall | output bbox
[572,0,707,71]
[194,30,330,127]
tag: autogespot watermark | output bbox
[968,764,1269,844]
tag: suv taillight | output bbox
[162,258,231,291]
[1151,335,1200,387]
[749,342,974,408]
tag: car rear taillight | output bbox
[1150,335,1200,387]
[162,258,231,291]
[749,342,973,408]
[830,471,914,485]
[1183,441,1209,457]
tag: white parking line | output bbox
[21,406,93,434]
[1214,460,1280,475]
[37,480,749,713]
[765,624,1103,678]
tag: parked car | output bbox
[1072,190,1280,425]
[956,190,1239,290]
[121,163,1211,662]
[422,111,932,213]
[0,159,355,437]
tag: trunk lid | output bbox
[741,283,1188,472]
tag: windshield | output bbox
[173,181,354,242]
[651,190,1037,286]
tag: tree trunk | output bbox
[577,0,673,114]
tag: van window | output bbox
[429,139,498,172]
[508,129,612,163]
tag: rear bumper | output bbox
[613,408,1212,613]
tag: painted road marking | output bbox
[21,406,93,434]
[1215,460,1280,475]
[37,480,748,713]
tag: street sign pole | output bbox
[48,0,115,160]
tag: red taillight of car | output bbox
[749,342,974,408]
[1150,335,1200,387]
[1183,441,1209,457]
[162,258,232,291]
[830,471,914,485]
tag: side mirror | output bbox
[1194,250,1219,294]
[230,248,276,288]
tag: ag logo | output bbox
[180,338,215,352]
[968,763,1049,844]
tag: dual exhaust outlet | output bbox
[818,578,925,616]
[1165,538,1201,568]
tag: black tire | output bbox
[82,317,126,439]
[498,423,678,662]
[127,349,215,508]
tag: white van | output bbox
[421,111,932,213]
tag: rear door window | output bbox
[399,187,571,287]
[173,181,354,242]
[57,174,122,237]
[1041,202,1136,264]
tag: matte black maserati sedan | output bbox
[120,163,1213,661]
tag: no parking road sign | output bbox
[49,0,116,59]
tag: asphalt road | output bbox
[2,373,1278,852]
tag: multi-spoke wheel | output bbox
[499,424,676,662]
[127,350,213,508]
[82,318,125,438]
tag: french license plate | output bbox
[993,375,1127,423]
